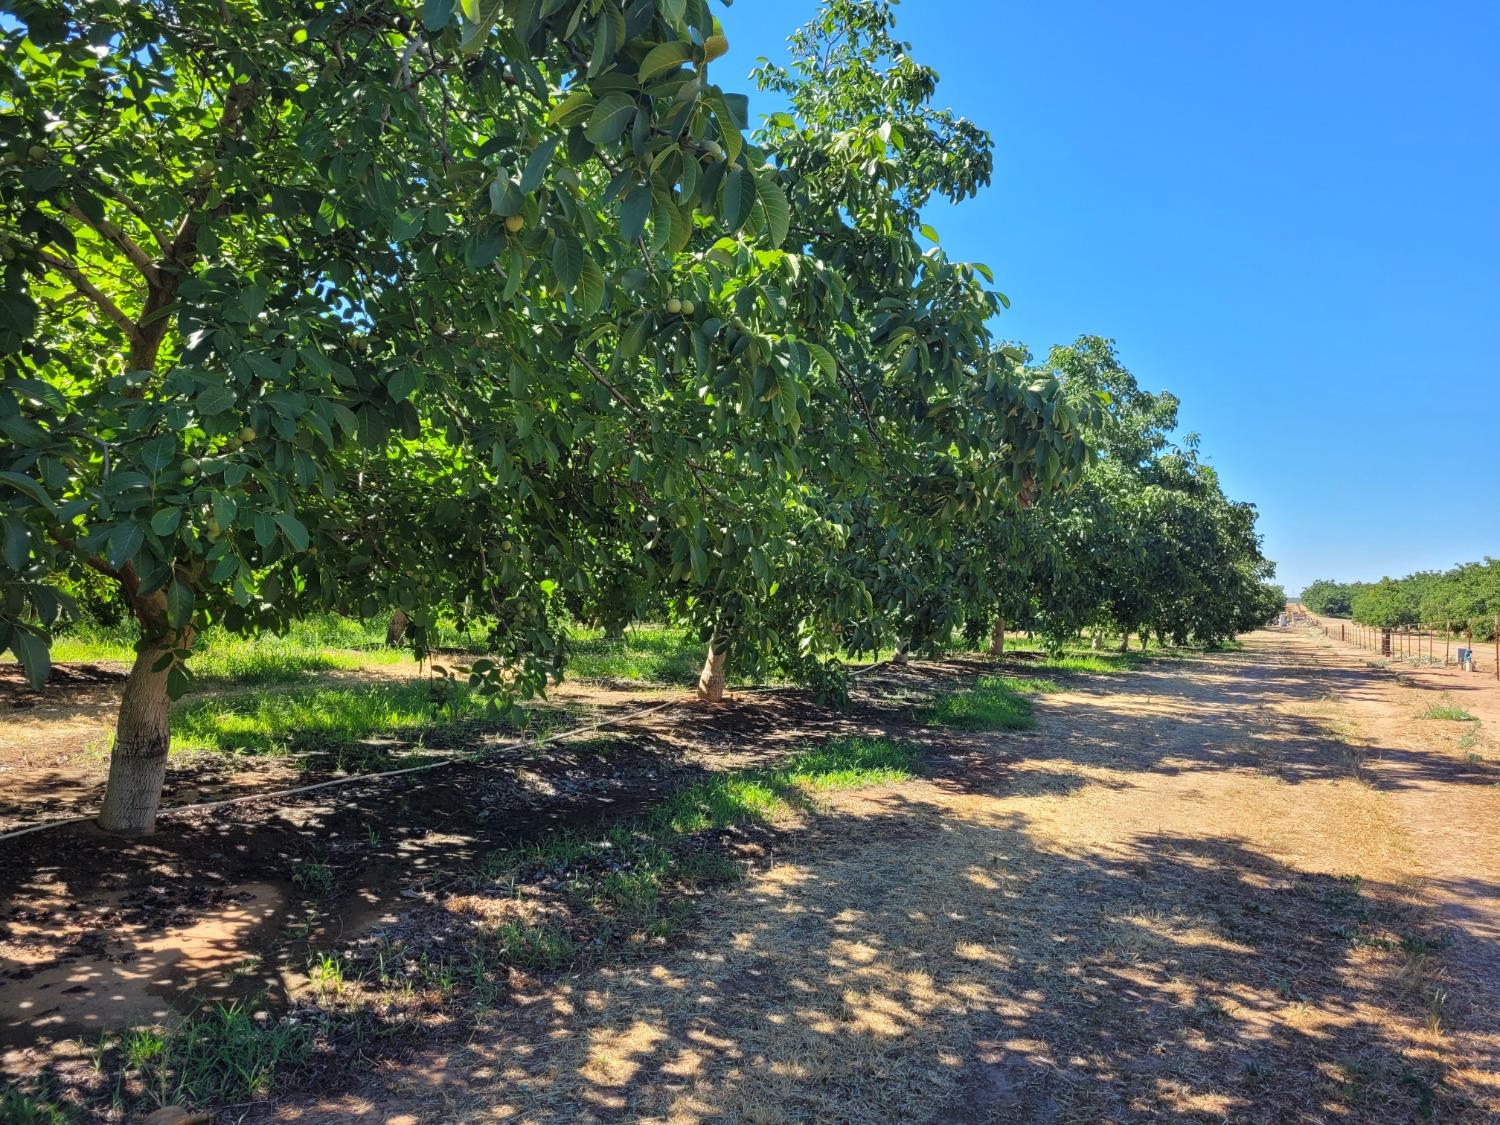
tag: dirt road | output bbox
[259,629,1498,1122]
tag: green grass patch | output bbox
[1034,651,1150,674]
[104,1000,313,1110]
[1421,704,1477,722]
[48,616,410,686]
[922,673,1060,731]
[564,624,706,685]
[0,1086,67,1125]
[492,921,576,970]
[650,735,918,833]
[170,681,487,759]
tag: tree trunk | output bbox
[1120,632,1130,653]
[1091,628,1102,651]
[97,637,175,835]
[988,615,1006,657]
[697,635,728,703]
[891,638,909,666]
[385,609,409,647]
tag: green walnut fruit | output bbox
[0,244,14,261]
[0,152,18,167]
[679,300,695,316]
[702,139,724,159]
[195,160,216,179]
[238,426,256,443]
[205,517,222,537]
[504,214,526,233]
[27,144,46,162]
[666,298,683,315]
[179,457,200,475]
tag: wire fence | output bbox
[1311,615,1500,679]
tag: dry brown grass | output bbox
[265,634,1497,1123]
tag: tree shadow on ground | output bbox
[6,644,1497,1121]
[248,793,1488,1123]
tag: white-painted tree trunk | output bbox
[97,637,174,835]
[988,615,1006,657]
[697,642,727,703]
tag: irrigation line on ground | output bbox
[0,659,891,844]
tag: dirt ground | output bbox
[4,631,1499,1121]
[257,629,1500,1123]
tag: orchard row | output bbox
[0,0,1278,834]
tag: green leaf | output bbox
[721,166,757,232]
[0,471,55,512]
[918,223,940,244]
[252,511,276,548]
[620,184,652,242]
[2,515,29,570]
[106,522,145,570]
[755,176,790,248]
[638,41,695,84]
[141,434,176,474]
[465,232,505,270]
[805,341,838,380]
[584,94,636,144]
[489,177,524,217]
[10,626,50,690]
[165,577,195,629]
[551,232,584,291]
[166,661,193,700]
[150,507,182,536]
[519,136,561,193]
[273,512,310,552]
[195,386,237,415]
[577,255,605,315]
[458,0,501,53]
[423,0,456,31]
[211,492,237,528]
[392,208,425,242]
[549,89,594,128]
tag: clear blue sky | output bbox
[719,1,1500,595]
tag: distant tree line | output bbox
[1301,561,1500,639]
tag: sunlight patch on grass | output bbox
[47,616,412,685]
[171,681,486,757]
[1420,703,1476,722]
[1036,652,1148,675]
[922,675,1055,731]
[564,625,705,686]
[651,736,919,833]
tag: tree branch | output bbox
[66,205,161,287]
[91,179,171,254]
[35,250,145,348]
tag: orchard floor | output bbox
[4,630,1500,1122]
